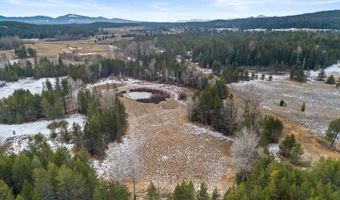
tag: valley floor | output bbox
[93,79,236,196]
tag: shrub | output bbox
[301,102,305,112]
[325,75,336,84]
[261,73,265,80]
[279,100,285,107]
[268,75,273,81]
[290,66,306,82]
[178,92,187,100]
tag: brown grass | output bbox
[26,40,109,59]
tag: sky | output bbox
[0,0,340,22]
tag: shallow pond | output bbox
[125,91,153,100]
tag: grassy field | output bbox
[25,39,110,59]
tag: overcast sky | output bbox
[0,0,339,21]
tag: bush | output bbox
[178,92,187,100]
[279,100,285,107]
[301,102,305,112]
[326,75,336,84]
[261,73,265,80]
[268,75,273,81]
[290,66,306,82]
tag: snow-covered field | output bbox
[0,77,58,99]
[231,75,340,137]
[0,114,86,143]
[309,63,340,77]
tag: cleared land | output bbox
[25,40,110,59]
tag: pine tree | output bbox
[261,115,283,144]
[173,181,196,200]
[326,118,340,147]
[146,182,160,200]
[21,180,33,200]
[11,155,32,194]
[211,188,220,200]
[56,165,90,200]
[301,102,306,112]
[197,182,210,200]
[317,69,326,81]
[0,180,15,200]
[33,164,58,200]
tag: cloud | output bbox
[148,2,172,12]
[210,0,340,9]
[5,0,82,8]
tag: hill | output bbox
[191,10,340,30]
[1,10,340,39]
[0,14,137,24]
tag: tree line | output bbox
[1,54,207,90]
[0,57,68,82]
[150,31,340,71]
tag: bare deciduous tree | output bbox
[222,98,238,135]
[239,85,262,130]
[231,128,260,172]
[107,148,141,200]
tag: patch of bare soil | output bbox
[94,82,235,197]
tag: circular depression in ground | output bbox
[122,88,170,104]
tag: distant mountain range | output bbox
[1,10,340,39]
[0,10,339,27]
[0,14,137,24]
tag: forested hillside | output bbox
[151,31,340,70]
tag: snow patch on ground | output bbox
[309,63,340,77]
[0,77,59,99]
[93,133,146,180]
[4,135,75,155]
[183,123,232,142]
[268,144,280,157]
[231,76,340,138]
[0,114,86,142]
